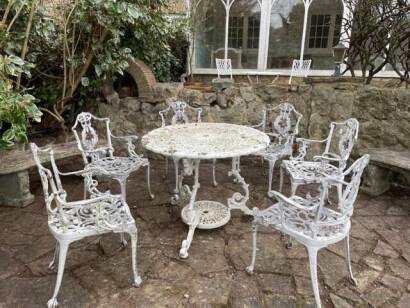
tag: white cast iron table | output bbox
[142,123,270,258]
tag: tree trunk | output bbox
[16,0,38,88]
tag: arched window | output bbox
[268,0,305,69]
[229,0,262,69]
[193,0,225,69]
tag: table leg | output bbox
[227,157,252,216]
[179,159,201,258]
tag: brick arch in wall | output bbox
[126,58,156,99]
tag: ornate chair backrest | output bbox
[270,154,368,239]
[30,143,66,213]
[72,112,114,163]
[262,102,302,148]
[339,154,369,215]
[289,59,312,84]
[324,118,359,168]
[159,100,202,127]
[215,58,233,79]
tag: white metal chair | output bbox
[215,58,233,79]
[250,102,303,194]
[30,143,142,308]
[281,118,360,197]
[212,47,242,69]
[72,112,154,201]
[247,154,370,308]
[159,100,217,193]
[289,59,312,85]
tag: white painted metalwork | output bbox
[282,118,360,196]
[159,100,202,127]
[142,123,270,258]
[212,48,243,69]
[247,154,369,308]
[72,112,154,200]
[159,100,218,192]
[217,0,236,59]
[250,102,302,194]
[300,0,314,61]
[215,58,233,79]
[30,143,142,308]
[289,59,312,84]
[188,0,375,76]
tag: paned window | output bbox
[228,16,244,48]
[247,16,260,49]
[308,14,331,49]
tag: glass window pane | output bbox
[230,0,261,69]
[194,0,226,69]
[307,0,344,69]
[268,0,305,69]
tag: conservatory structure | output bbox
[187,0,396,76]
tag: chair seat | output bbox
[253,143,290,160]
[254,196,349,241]
[86,156,148,179]
[283,160,343,183]
[49,198,135,237]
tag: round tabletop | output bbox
[141,123,270,160]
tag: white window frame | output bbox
[186,0,401,78]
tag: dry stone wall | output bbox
[97,79,410,155]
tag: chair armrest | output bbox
[250,121,264,131]
[292,137,328,160]
[56,193,121,208]
[110,134,141,158]
[268,190,320,212]
[57,167,108,178]
[313,155,343,164]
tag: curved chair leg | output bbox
[246,224,258,274]
[286,235,293,249]
[120,233,128,247]
[344,235,358,285]
[261,157,265,175]
[291,181,299,196]
[267,159,277,195]
[83,181,88,200]
[145,164,154,199]
[129,230,142,287]
[336,183,343,209]
[279,164,284,192]
[118,179,128,247]
[118,179,127,200]
[212,159,218,187]
[49,242,59,270]
[47,240,70,308]
[173,158,180,194]
[163,157,169,179]
[307,246,321,308]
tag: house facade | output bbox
[186,0,397,77]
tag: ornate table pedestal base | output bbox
[141,123,270,259]
[181,201,231,229]
[177,157,251,259]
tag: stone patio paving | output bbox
[0,157,409,308]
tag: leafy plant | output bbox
[0,80,41,147]
[0,55,41,148]
[2,0,188,126]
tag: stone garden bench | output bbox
[360,148,410,196]
[0,141,80,207]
